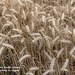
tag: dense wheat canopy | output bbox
[0,0,75,75]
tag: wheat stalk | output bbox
[59,39,72,44]
[0,33,9,39]
[44,51,52,61]
[11,34,22,38]
[43,70,54,75]
[49,57,56,70]
[2,43,14,50]
[60,59,69,72]
[32,37,41,43]
[70,46,75,59]
[52,36,59,45]
[57,48,64,58]
[29,67,39,71]
[13,28,23,34]
[10,8,18,13]
[19,54,31,62]
[17,0,22,5]
[0,47,4,55]
[26,72,34,75]
[31,33,41,36]
[0,0,74,75]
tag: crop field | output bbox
[0,0,75,75]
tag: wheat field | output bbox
[0,0,75,75]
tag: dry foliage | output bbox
[0,0,75,75]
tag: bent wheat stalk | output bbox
[2,43,14,50]
[19,54,31,62]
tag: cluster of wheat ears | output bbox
[0,0,75,75]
